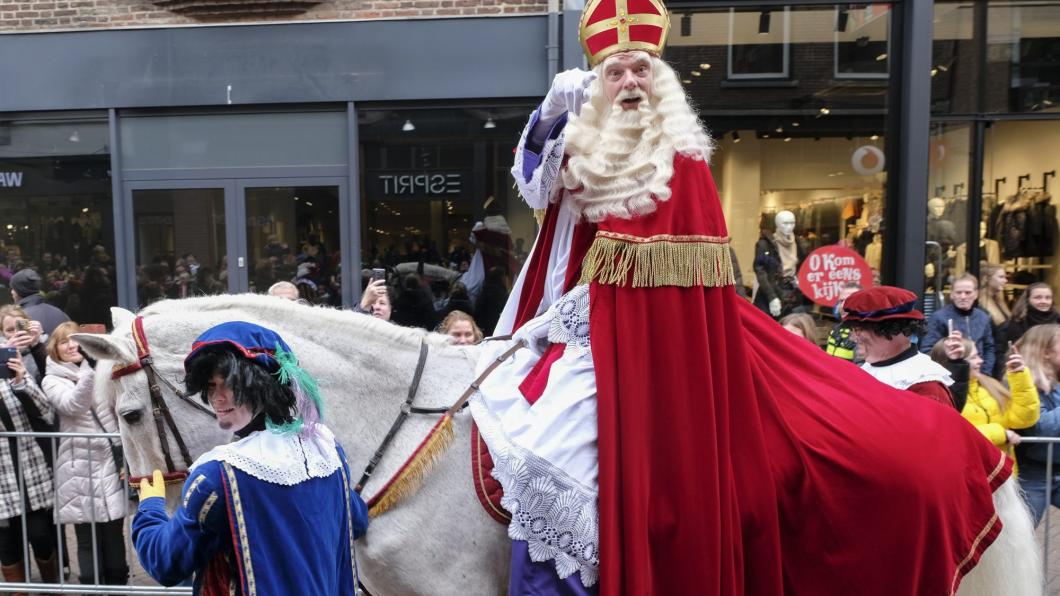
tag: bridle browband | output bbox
[111,316,216,483]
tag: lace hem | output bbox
[469,398,600,587]
[511,116,565,210]
[192,427,342,487]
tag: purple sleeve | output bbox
[521,108,568,182]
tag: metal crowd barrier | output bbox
[0,429,191,595]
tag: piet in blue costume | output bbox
[131,321,368,596]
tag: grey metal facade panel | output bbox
[0,16,549,112]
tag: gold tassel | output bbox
[579,235,736,288]
[368,415,455,518]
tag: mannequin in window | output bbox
[753,210,809,319]
[927,197,958,249]
[865,234,883,270]
[955,221,1002,275]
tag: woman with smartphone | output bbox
[0,335,59,586]
[1012,324,1060,525]
[40,322,128,588]
[0,306,46,385]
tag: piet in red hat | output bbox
[842,286,924,323]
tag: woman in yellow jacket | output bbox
[932,335,1039,461]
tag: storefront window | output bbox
[986,1,1060,113]
[0,116,117,326]
[982,120,1060,301]
[669,3,890,323]
[925,122,973,314]
[358,107,535,333]
[728,7,790,79]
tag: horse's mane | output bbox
[138,293,455,349]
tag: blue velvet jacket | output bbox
[132,443,368,595]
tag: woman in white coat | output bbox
[40,322,128,587]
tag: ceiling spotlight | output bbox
[775,127,783,133]
[792,122,800,127]
[81,207,89,213]
[819,107,831,115]
[758,10,771,35]
[68,130,80,143]
[682,79,692,84]
[691,71,701,76]
[402,119,415,132]
[732,131,741,143]
[931,68,939,77]
[870,134,879,140]
[937,64,949,72]
[784,137,792,142]
[484,117,497,129]
[876,53,888,62]
[699,63,711,70]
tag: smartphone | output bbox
[0,347,18,380]
[14,319,27,333]
[371,268,386,281]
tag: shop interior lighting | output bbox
[682,79,692,84]
[836,6,849,32]
[691,71,701,76]
[784,137,792,142]
[876,53,888,62]
[68,130,80,143]
[870,134,879,140]
[484,117,496,129]
[758,10,771,35]
[818,107,831,115]
[732,131,741,143]
[791,121,800,127]
[293,196,299,201]
[305,201,313,207]
[937,64,949,72]
[680,13,691,36]
[402,119,416,132]
[81,207,89,213]
[775,126,783,133]
[931,68,938,77]
[699,63,711,70]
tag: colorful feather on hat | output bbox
[268,343,325,435]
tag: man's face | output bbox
[205,372,256,432]
[602,52,653,109]
[851,327,911,364]
[950,280,978,310]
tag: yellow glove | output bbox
[138,469,167,501]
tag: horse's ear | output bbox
[73,333,136,364]
[110,307,136,332]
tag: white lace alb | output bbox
[547,285,591,355]
[191,425,342,486]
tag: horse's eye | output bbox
[122,409,144,424]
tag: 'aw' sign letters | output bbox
[0,172,23,188]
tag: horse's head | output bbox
[75,307,229,491]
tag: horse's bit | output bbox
[111,316,216,483]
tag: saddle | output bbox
[471,422,510,525]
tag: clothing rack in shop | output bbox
[994,177,1006,199]
[1018,173,1032,190]
[1044,170,1055,193]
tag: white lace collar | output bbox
[191,424,342,486]
[861,352,954,391]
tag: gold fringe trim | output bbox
[368,415,455,518]
[579,233,735,288]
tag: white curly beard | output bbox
[561,90,673,223]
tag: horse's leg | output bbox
[957,477,1042,596]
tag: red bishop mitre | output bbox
[579,0,670,67]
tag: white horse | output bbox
[76,294,1043,596]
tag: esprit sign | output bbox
[797,246,874,307]
[0,172,23,188]
[371,172,463,200]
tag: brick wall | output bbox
[0,0,547,33]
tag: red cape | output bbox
[512,153,1009,595]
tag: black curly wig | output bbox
[843,318,926,341]
[184,349,296,427]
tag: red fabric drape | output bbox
[582,156,1008,595]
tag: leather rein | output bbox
[111,316,216,484]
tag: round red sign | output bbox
[796,246,874,307]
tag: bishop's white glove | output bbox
[769,298,782,318]
[540,69,598,121]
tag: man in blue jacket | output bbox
[131,322,368,595]
[920,273,996,375]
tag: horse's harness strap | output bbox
[355,339,430,492]
[355,339,524,495]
